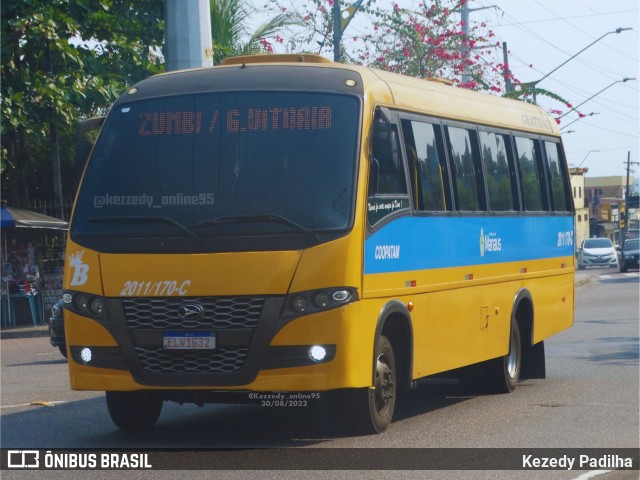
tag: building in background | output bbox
[570,168,589,251]
[585,175,637,244]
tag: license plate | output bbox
[163,332,216,350]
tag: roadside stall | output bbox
[1,205,68,329]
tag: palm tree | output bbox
[210,0,294,64]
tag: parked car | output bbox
[577,238,618,269]
[619,238,640,272]
[47,298,67,358]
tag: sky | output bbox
[254,0,639,180]
[456,0,639,179]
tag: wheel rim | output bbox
[374,353,394,414]
[506,329,518,378]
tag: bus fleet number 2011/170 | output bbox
[120,280,191,297]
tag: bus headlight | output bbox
[282,287,358,318]
[89,298,105,316]
[290,295,309,314]
[313,291,331,308]
[63,290,108,321]
[74,294,90,311]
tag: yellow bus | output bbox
[63,54,574,433]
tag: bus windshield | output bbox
[71,92,360,252]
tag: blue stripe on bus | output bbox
[364,215,574,274]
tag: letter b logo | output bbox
[70,264,89,286]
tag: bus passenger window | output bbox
[479,131,515,211]
[369,113,407,196]
[402,119,447,211]
[446,126,482,211]
[544,141,571,212]
[514,137,544,211]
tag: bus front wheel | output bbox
[346,335,397,434]
[106,391,163,430]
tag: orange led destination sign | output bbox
[137,106,333,136]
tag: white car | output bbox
[578,238,619,269]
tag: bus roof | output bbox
[127,54,561,137]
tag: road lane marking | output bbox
[0,400,68,409]
[572,471,613,480]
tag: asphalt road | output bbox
[1,267,638,479]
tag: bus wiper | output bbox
[189,214,320,241]
[87,216,200,239]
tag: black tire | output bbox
[620,264,628,273]
[484,321,521,393]
[106,391,163,430]
[345,335,397,434]
[58,344,68,359]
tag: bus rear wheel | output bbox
[106,391,163,430]
[346,335,397,434]
[485,321,521,393]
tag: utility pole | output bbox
[461,2,497,85]
[165,0,213,71]
[623,151,640,240]
[461,2,470,83]
[502,42,512,94]
[333,0,341,62]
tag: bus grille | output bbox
[122,297,265,329]
[134,347,249,374]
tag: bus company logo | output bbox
[480,228,502,257]
[7,450,39,468]
[69,250,89,286]
[374,244,401,260]
[178,303,204,320]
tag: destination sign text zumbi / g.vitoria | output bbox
[137,106,333,136]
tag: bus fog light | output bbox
[291,295,309,313]
[62,293,73,304]
[309,345,327,362]
[80,347,93,364]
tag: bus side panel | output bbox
[524,272,575,344]
[412,283,513,377]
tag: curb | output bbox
[0,325,50,340]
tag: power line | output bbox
[532,0,637,63]
[495,9,638,26]
[480,1,636,82]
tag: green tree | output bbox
[1,0,164,215]
[210,0,295,64]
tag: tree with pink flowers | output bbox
[268,0,512,93]
[265,0,577,116]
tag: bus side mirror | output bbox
[74,140,92,180]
